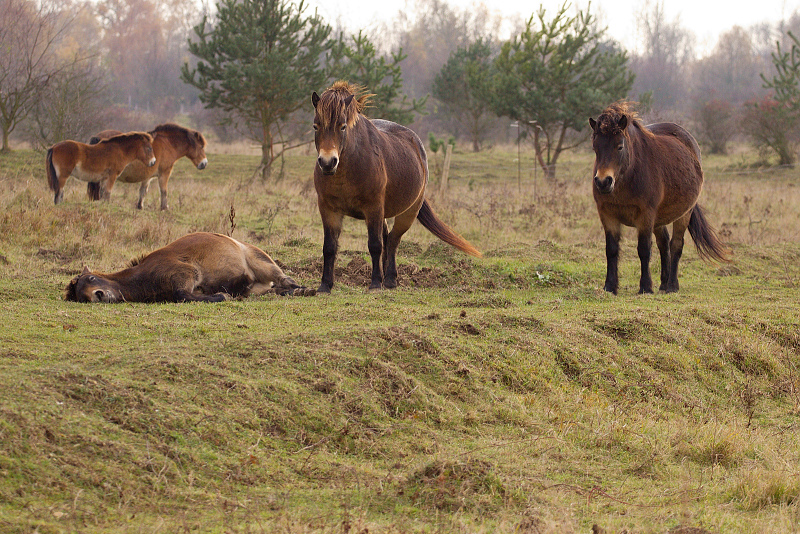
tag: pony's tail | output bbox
[688,204,732,263]
[46,148,58,192]
[87,182,103,201]
[417,199,482,257]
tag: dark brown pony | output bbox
[311,81,481,292]
[589,102,731,294]
[87,123,208,209]
[46,132,155,204]
[65,232,314,303]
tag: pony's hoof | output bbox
[317,284,332,294]
[288,286,316,297]
[383,279,397,289]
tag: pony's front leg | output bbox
[365,214,385,290]
[637,230,654,294]
[158,167,173,210]
[318,210,343,293]
[136,179,151,210]
[603,229,621,294]
[654,226,671,292]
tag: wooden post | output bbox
[440,143,453,195]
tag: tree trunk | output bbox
[1,127,10,153]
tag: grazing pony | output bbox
[589,102,731,294]
[311,81,481,292]
[46,132,155,204]
[88,124,208,209]
[65,232,314,303]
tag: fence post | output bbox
[440,143,453,195]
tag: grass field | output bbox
[1,142,799,533]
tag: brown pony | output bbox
[311,81,481,292]
[65,232,315,303]
[87,123,208,210]
[589,102,731,294]
[46,132,155,204]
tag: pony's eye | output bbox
[617,143,624,151]
[88,276,96,282]
[312,124,318,131]
[340,124,346,132]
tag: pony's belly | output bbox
[117,161,155,183]
[71,164,105,183]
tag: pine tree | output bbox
[181,0,331,179]
[326,31,426,125]
[488,4,633,179]
[432,39,495,152]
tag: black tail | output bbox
[688,204,731,263]
[87,182,103,201]
[416,199,482,257]
[46,148,58,192]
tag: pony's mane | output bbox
[151,123,207,147]
[316,81,374,128]
[128,254,147,268]
[596,102,651,138]
[98,131,153,144]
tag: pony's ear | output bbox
[589,118,597,131]
[344,94,354,106]
[618,115,628,130]
[312,92,320,108]
[81,265,91,275]
[64,276,79,301]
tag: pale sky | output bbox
[305,0,800,56]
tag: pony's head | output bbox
[152,124,208,170]
[589,102,639,194]
[103,132,156,168]
[311,81,373,175]
[65,267,124,303]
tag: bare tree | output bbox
[693,27,764,105]
[0,0,77,151]
[629,0,695,110]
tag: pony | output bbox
[311,81,480,292]
[588,102,731,294]
[87,123,208,209]
[46,132,155,205]
[64,232,315,303]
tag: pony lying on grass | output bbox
[65,233,315,303]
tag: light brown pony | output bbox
[589,102,731,294]
[311,81,481,292]
[88,123,208,210]
[47,132,155,205]
[65,232,314,303]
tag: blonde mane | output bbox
[316,81,374,128]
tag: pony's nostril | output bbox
[330,157,338,168]
[94,290,105,300]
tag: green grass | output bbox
[1,144,800,532]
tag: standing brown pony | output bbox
[312,81,480,293]
[589,102,730,294]
[46,133,155,205]
[88,123,208,210]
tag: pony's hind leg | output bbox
[665,211,692,293]
[654,226,671,291]
[383,205,420,289]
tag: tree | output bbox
[181,0,331,179]
[692,98,735,155]
[629,0,695,109]
[432,39,495,152]
[693,27,763,105]
[326,31,426,125]
[488,4,633,179]
[0,0,78,152]
[750,31,800,165]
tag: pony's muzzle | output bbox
[147,157,157,167]
[317,155,339,175]
[594,175,614,194]
[197,158,208,170]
